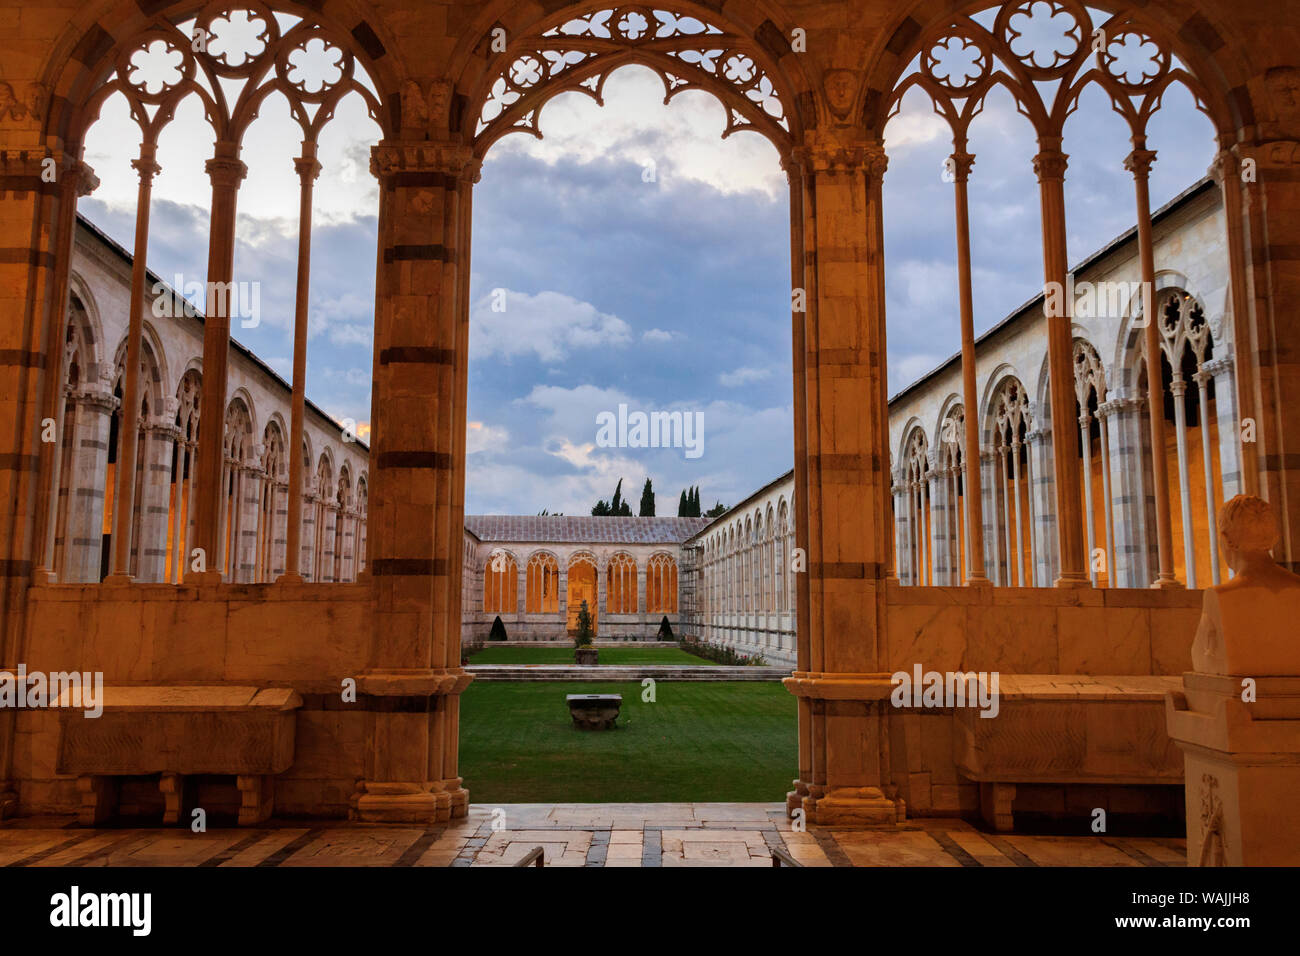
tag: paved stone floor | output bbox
[0,804,1186,867]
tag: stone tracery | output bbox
[474,5,791,148]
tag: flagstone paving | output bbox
[0,804,1185,867]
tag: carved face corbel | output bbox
[0,81,24,123]
[1265,66,1300,138]
[823,69,856,121]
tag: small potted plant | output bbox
[573,600,598,665]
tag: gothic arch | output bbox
[229,385,260,445]
[897,415,926,464]
[111,325,166,416]
[864,0,1248,142]
[977,363,1014,441]
[65,271,105,376]
[39,0,400,152]
[455,2,807,157]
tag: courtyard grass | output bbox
[459,680,796,803]
[465,645,707,666]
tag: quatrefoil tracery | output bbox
[83,2,382,148]
[889,0,1207,150]
[475,6,790,150]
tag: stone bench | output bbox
[567,694,622,730]
[55,685,301,826]
[952,675,1184,831]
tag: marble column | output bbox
[783,132,897,825]
[1034,141,1088,587]
[136,407,180,582]
[1103,394,1153,587]
[192,146,247,577]
[61,377,116,583]
[353,141,478,823]
[1170,374,1197,588]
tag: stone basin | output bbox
[567,693,622,730]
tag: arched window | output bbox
[526,552,560,614]
[990,378,1034,587]
[647,552,678,614]
[776,500,788,612]
[567,552,598,635]
[902,427,932,586]
[257,419,286,582]
[312,454,334,583]
[1073,340,1112,588]
[1142,289,1226,587]
[484,550,518,614]
[939,404,967,586]
[606,552,637,614]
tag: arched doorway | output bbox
[566,553,598,637]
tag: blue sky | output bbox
[79,58,1215,516]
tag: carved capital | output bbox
[294,154,322,185]
[949,150,975,183]
[74,384,118,412]
[1123,147,1158,180]
[131,156,161,184]
[1033,147,1069,182]
[370,141,481,184]
[787,129,887,177]
[1201,356,1233,377]
[205,155,248,189]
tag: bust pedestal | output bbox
[1164,495,1300,866]
[1166,673,1300,865]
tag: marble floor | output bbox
[0,804,1187,867]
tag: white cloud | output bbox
[471,290,631,362]
[466,421,510,455]
[487,66,785,200]
[719,366,771,387]
[642,328,675,343]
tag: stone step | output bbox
[465,664,791,682]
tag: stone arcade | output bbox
[2,0,1300,859]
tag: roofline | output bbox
[886,176,1218,407]
[686,467,795,543]
[74,213,370,453]
[463,514,711,545]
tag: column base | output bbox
[275,572,305,585]
[349,782,468,824]
[0,784,17,819]
[30,568,56,586]
[980,781,1016,832]
[1053,573,1092,589]
[803,786,901,827]
[101,572,136,587]
[1150,575,1186,590]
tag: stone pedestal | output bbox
[1166,673,1300,865]
[1164,495,1300,866]
[567,694,621,730]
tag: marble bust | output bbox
[1190,495,1300,676]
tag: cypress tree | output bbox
[677,489,688,516]
[639,478,655,516]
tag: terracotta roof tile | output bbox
[464,515,711,544]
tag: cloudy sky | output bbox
[81,44,1215,516]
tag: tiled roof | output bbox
[464,515,712,544]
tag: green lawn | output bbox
[459,681,796,802]
[466,645,707,666]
